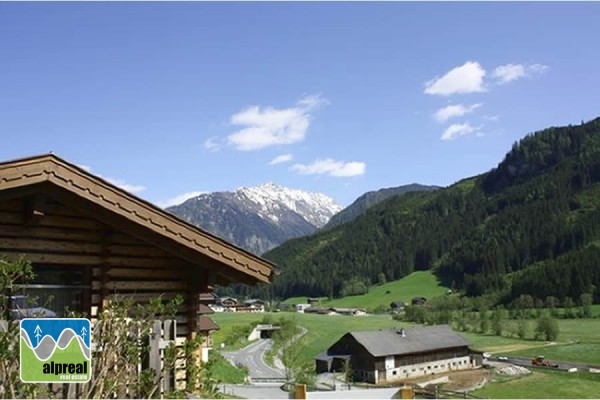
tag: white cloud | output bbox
[492,63,549,84]
[291,158,366,177]
[203,137,221,152]
[104,178,146,194]
[156,191,206,208]
[434,103,482,123]
[268,154,294,165]
[441,122,482,141]
[78,164,145,194]
[424,61,486,96]
[226,94,327,151]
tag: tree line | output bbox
[226,118,600,306]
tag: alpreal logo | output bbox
[20,318,92,383]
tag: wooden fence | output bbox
[45,319,183,399]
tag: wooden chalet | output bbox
[0,154,275,375]
[315,325,480,384]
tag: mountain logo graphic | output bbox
[20,318,92,383]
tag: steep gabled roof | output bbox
[0,154,275,284]
[347,325,469,357]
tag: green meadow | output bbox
[473,369,600,399]
[282,270,449,309]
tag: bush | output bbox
[535,316,560,341]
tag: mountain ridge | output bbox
[323,183,442,230]
[166,182,342,255]
[259,117,600,305]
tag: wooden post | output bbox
[99,230,112,312]
[163,319,176,393]
[294,383,307,399]
[149,320,162,392]
[399,385,414,399]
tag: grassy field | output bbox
[496,317,600,365]
[282,271,449,309]
[210,312,560,365]
[473,369,600,398]
[210,310,600,390]
[212,312,410,365]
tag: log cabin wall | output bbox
[0,196,208,338]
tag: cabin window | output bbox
[12,265,91,318]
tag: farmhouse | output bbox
[219,296,238,312]
[304,306,337,315]
[0,154,275,388]
[315,325,480,384]
[241,298,266,313]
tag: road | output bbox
[489,355,600,372]
[222,339,286,380]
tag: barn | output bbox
[0,154,275,386]
[315,325,480,384]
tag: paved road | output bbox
[489,355,600,371]
[222,339,285,380]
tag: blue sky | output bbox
[2,2,600,208]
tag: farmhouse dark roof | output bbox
[348,325,469,357]
[0,154,275,285]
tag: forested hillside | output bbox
[322,183,440,230]
[256,117,600,305]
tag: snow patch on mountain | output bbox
[236,182,342,227]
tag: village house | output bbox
[315,325,480,384]
[0,154,275,389]
[219,296,238,312]
[241,298,266,313]
[390,301,407,312]
[296,303,311,313]
[304,306,337,315]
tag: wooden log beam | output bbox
[44,186,260,285]
[22,194,47,224]
[92,280,187,292]
[0,251,187,268]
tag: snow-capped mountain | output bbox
[165,183,342,255]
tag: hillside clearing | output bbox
[282,270,449,309]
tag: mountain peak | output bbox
[166,182,342,254]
